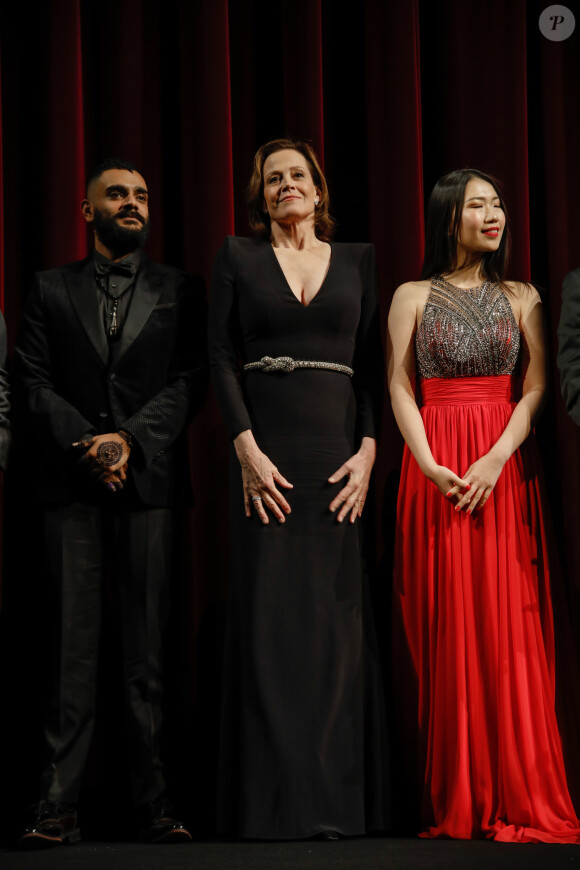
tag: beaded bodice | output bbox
[415,276,520,379]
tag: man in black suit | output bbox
[15,159,207,847]
[558,267,580,425]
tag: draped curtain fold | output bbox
[0,52,3,312]
[43,0,86,266]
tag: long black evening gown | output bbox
[209,235,389,840]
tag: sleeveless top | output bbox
[415,276,520,379]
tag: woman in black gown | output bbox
[208,138,389,840]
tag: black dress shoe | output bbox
[317,830,341,840]
[139,793,192,844]
[18,800,81,849]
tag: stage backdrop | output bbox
[0,0,579,835]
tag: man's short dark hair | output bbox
[86,158,142,191]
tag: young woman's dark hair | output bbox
[247,138,335,242]
[420,168,511,284]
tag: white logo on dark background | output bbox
[539,5,576,41]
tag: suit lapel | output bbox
[111,260,164,367]
[64,259,109,366]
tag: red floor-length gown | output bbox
[394,277,580,842]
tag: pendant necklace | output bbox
[97,277,132,338]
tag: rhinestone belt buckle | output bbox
[261,355,296,373]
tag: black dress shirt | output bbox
[93,250,142,342]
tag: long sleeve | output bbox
[558,268,580,426]
[120,276,209,468]
[14,275,95,452]
[208,237,253,439]
[352,244,383,441]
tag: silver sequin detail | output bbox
[415,277,520,379]
[243,355,354,377]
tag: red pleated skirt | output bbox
[393,375,580,842]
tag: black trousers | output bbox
[39,501,173,806]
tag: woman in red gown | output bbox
[388,168,580,842]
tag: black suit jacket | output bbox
[558,267,580,427]
[15,255,207,506]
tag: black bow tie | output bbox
[95,259,136,279]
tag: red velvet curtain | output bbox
[1,0,580,829]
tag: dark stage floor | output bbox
[1,837,579,870]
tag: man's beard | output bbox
[93,208,150,255]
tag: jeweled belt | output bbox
[243,355,354,377]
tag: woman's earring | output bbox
[314,198,319,206]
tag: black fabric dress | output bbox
[209,235,389,839]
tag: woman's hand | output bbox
[328,437,376,524]
[234,430,293,524]
[453,451,505,513]
[426,465,470,501]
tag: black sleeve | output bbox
[121,274,209,468]
[14,274,95,452]
[0,309,10,469]
[352,244,383,442]
[208,237,253,439]
[557,268,580,426]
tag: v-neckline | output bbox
[270,243,333,308]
